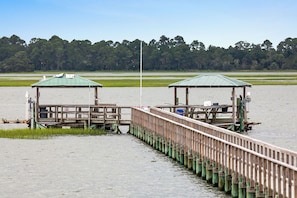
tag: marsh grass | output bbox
[0,128,106,139]
[0,80,37,87]
[97,79,179,87]
[1,72,297,86]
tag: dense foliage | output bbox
[1,34,297,72]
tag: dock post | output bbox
[246,181,256,198]
[134,125,137,136]
[140,128,144,140]
[231,173,238,197]
[201,160,206,180]
[158,137,162,151]
[218,170,225,191]
[183,149,187,167]
[196,158,202,176]
[206,161,213,183]
[145,131,149,143]
[171,144,176,160]
[161,138,166,154]
[264,188,272,198]
[136,127,140,138]
[224,170,232,194]
[187,150,193,170]
[144,131,149,143]
[141,129,144,139]
[84,120,88,130]
[180,148,184,165]
[256,185,265,198]
[146,132,150,144]
[131,124,135,136]
[176,145,180,162]
[153,134,157,149]
[149,132,154,147]
[192,155,196,173]
[164,140,168,155]
[238,177,246,198]
[168,142,172,157]
[212,166,219,187]
[137,127,140,138]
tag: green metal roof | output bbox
[31,73,102,88]
[168,74,251,88]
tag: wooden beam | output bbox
[95,87,98,105]
[186,87,189,106]
[243,87,247,123]
[232,88,236,124]
[36,87,39,123]
[174,87,177,105]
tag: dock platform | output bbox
[33,104,131,130]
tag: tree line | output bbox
[1,34,297,72]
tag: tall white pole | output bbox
[88,84,90,129]
[140,40,143,107]
[25,91,30,120]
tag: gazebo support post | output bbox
[174,87,177,105]
[232,87,236,125]
[186,87,189,116]
[186,88,189,105]
[35,87,39,124]
[243,87,247,124]
[174,87,177,114]
[95,87,98,105]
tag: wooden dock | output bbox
[156,104,260,131]
[130,107,297,198]
[34,104,131,130]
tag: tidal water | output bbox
[0,86,296,197]
[0,135,228,198]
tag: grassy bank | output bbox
[0,128,106,139]
[1,72,297,86]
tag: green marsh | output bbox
[0,128,106,139]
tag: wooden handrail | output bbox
[131,107,297,197]
[150,106,297,167]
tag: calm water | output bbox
[0,86,297,197]
[0,135,228,198]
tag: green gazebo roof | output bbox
[31,73,102,88]
[168,74,251,88]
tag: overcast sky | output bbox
[1,0,296,48]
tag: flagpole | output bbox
[140,40,143,107]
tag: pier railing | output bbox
[131,107,297,197]
[36,104,131,126]
[155,104,234,124]
[150,107,297,168]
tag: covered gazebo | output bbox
[168,74,252,130]
[31,73,103,128]
[32,73,102,108]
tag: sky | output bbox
[1,0,297,48]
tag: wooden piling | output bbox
[225,171,232,194]
[238,177,246,198]
[197,159,202,177]
[218,170,225,191]
[201,160,207,180]
[212,167,219,187]
[206,161,213,183]
[231,173,239,197]
[192,155,196,173]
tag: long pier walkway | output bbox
[130,107,297,198]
